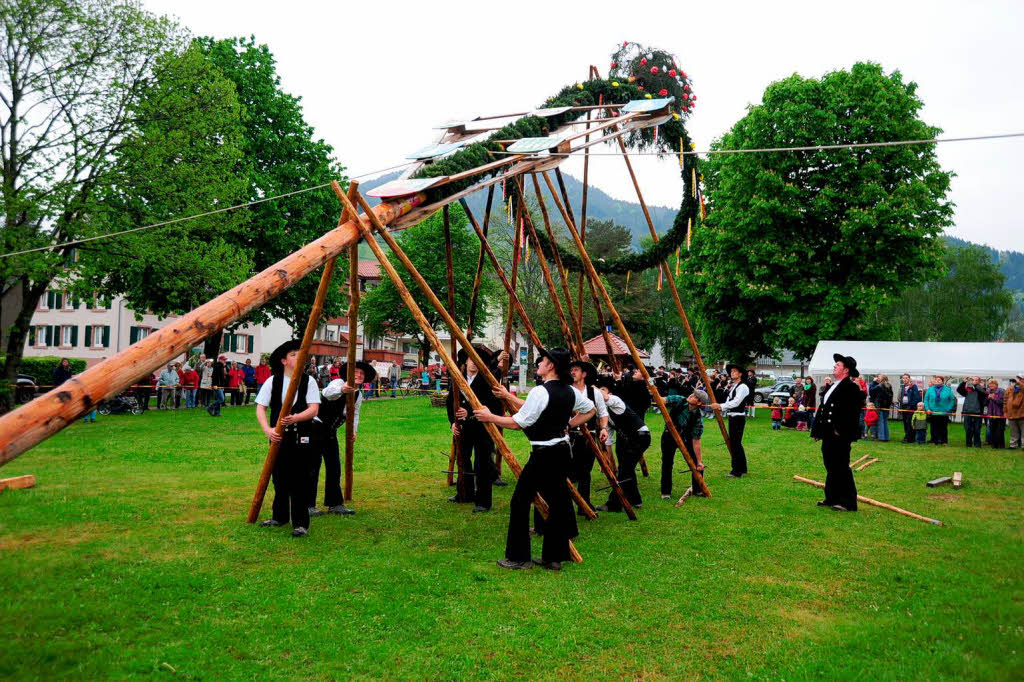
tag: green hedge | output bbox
[0,355,88,383]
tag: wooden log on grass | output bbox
[0,189,425,468]
[856,458,879,472]
[850,454,871,469]
[674,486,692,507]
[0,474,36,491]
[793,475,943,526]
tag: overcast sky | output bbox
[143,0,1023,252]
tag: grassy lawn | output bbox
[1,397,1021,680]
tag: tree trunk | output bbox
[3,278,47,383]
[418,335,431,367]
[203,329,224,358]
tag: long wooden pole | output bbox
[542,170,711,498]
[333,183,584,561]
[0,189,424,468]
[465,186,494,339]
[247,181,360,523]
[793,476,942,526]
[443,206,469,501]
[613,137,734,460]
[577,97,593,332]
[529,173,584,355]
[343,182,362,501]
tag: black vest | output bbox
[608,396,646,435]
[269,372,311,429]
[571,384,599,433]
[726,382,747,415]
[522,381,575,443]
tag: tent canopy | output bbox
[807,340,1024,380]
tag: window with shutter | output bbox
[45,326,53,346]
[29,327,36,346]
[71,326,78,347]
[102,326,110,348]
[130,326,139,344]
[45,291,54,309]
[85,326,92,347]
[247,335,254,353]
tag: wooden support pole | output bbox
[513,178,580,357]
[465,186,495,339]
[343,182,362,501]
[612,137,735,462]
[444,206,469,501]
[0,191,424,468]
[541,170,711,498]
[529,173,584,355]
[581,425,637,520]
[793,475,943,526]
[577,91,594,331]
[247,181,360,523]
[335,184,588,558]
[0,474,36,491]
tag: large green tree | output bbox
[0,0,181,383]
[682,62,954,362]
[872,244,1014,342]
[71,46,252,317]
[194,37,349,350]
[360,203,496,362]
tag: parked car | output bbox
[753,381,796,404]
[16,373,37,404]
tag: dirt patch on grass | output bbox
[0,522,108,551]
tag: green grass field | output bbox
[1,398,1021,680]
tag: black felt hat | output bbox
[569,360,598,385]
[595,375,616,391]
[456,344,495,368]
[536,347,572,381]
[724,363,744,377]
[339,360,377,383]
[832,353,860,378]
[269,339,302,375]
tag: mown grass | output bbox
[1,398,1021,680]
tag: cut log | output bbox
[926,476,952,488]
[850,454,871,469]
[674,486,693,507]
[952,472,963,489]
[0,474,36,491]
[856,458,879,471]
[793,475,942,526]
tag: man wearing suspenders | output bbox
[254,340,321,537]
[713,364,750,478]
[447,345,503,513]
[567,360,609,517]
[594,375,651,512]
[477,348,595,571]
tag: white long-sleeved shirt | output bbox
[513,382,596,446]
[720,381,750,415]
[604,393,650,433]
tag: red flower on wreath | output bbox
[640,57,647,65]
[650,66,659,74]
[668,69,677,77]
[684,84,690,91]
[659,88,668,96]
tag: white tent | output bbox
[808,340,1024,380]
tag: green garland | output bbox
[411,43,701,275]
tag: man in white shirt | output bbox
[477,348,595,571]
[713,363,750,477]
[254,340,321,537]
[567,360,608,516]
[594,375,650,511]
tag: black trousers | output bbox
[728,415,748,475]
[459,426,496,509]
[660,431,700,495]
[507,443,572,563]
[821,436,858,510]
[271,436,316,529]
[568,430,597,513]
[605,430,650,510]
[901,411,914,442]
[990,418,1006,449]
[929,415,949,444]
[311,425,345,507]
[136,387,151,411]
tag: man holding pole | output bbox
[713,364,750,478]
[254,340,321,536]
[447,345,502,513]
[567,360,608,516]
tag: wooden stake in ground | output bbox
[793,475,943,526]
[247,181,360,523]
[0,190,424,468]
[0,474,35,491]
[343,191,361,502]
[541,170,711,498]
[674,486,693,507]
[334,183,585,560]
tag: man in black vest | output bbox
[476,348,595,571]
[594,374,651,511]
[312,360,376,516]
[566,360,608,516]
[447,345,502,513]
[713,364,750,477]
[811,353,865,511]
[254,340,321,537]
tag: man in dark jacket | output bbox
[898,374,922,443]
[957,376,988,447]
[447,345,503,512]
[615,364,651,417]
[811,353,866,511]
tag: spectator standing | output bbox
[157,363,178,410]
[1006,374,1024,449]
[389,361,401,398]
[53,358,73,388]
[911,402,928,444]
[957,376,987,448]
[182,364,199,408]
[242,359,257,405]
[135,371,153,411]
[194,354,208,406]
[803,377,817,429]
[868,374,893,442]
[199,360,214,408]
[924,376,955,445]
[255,357,271,390]
[898,374,922,443]
[228,361,245,406]
[864,402,879,439]
[770,397,783,430]
[208,355,227,417]
[174,362,185,408]
[986,379,1005,449]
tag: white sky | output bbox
[143,0,1023,252]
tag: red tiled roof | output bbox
[358,260,381,279]
[582,332,650,358]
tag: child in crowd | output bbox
[864,401,879,439]
[783,397,798,428]
[912,402,928,444]
[770,397,782,430]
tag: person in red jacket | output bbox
[227,361,245,406]
[254,357,272,389]
[182,365,200,408]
